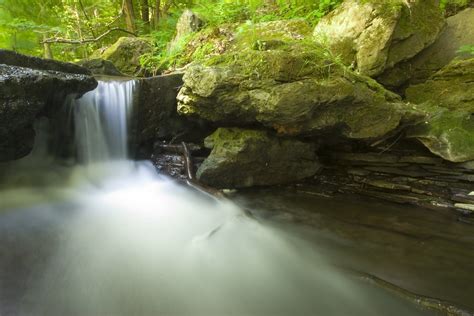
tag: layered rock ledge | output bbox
[0,50,97,161]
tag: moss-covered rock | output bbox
[313,0,445,77]
[101,37,152,76]
[406,58,474,110]
[177,34,421,140]
[378,8,474,89]
[168,10,204,52]
[406,58,474,162]
[77,58,125,76]
[196,128,320,188]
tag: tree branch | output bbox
[78,0,97,38]
[41,27,136,44]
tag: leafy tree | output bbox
[0,0,343,62]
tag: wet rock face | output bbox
[134,73,210,155]
[196,128,320,188]
[378,8,474,89]
[313,0,445,77]
[405,58,474,162]
[77,58,125,77]
[100,37,152,76]
[0,52,97,161]
[314,140,474,215]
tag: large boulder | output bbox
[169,10,204,52]
[0,51,97,161]
[100,37,152,76]
[177,34,421,141]
[378,8,474,89]
[313,0,445,77]
[196,128,320,188]
[77,58,125,77]
[405,58,474,162]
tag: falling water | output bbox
[71,80,135,163]
[0,79,433,315]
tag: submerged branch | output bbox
[181,141,195,181]
[350,270,474,316]
[178,142,226,200]
[41,27,136,44]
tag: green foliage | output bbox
[0,0,343,71]
[139,0,343,74]
[457,45,474,56]
[440,0,473,14]
[192,0,342,26]
[193,1,252,26]
[0,0,126,60]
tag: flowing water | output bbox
[0,80,436,315]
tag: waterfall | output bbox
[72,80,135,164]
[0,77,432,316]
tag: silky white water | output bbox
[71,80,135,163]
[0,80,431,315]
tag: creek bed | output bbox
[233,187,474,311]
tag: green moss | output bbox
[408,106,474,162]
[198,127,320,188]
[406,58,474,110]
[101,37,152,75]
[203,38,346,83]
[360,0,404,17]
[234,19,312,48]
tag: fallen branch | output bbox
[348,269,474,316]
[178,142,226,200]
[181,141,195,181]
[41,27,136,44]
[155,142,202,152]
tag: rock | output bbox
[378,8,474,89]
[442,0,474,16]
[454,203,474,213]
[406,58,474,110]
[0,51,97,161]
[175,10,204,38]
[77,58,125,76]
[313,0,445,77]
[406,107,474,163]
[169,10,204,52]
[134,73,210,155]
[0,49,91,75]
[177,37,422,141]
[196,128,320,188]
[100,37,152,76]
[406,58,474,162]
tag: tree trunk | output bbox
[162,0,171,16]
[124,0,136,33]
[140,0,149,26]
[153,0,161,28]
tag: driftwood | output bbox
[348,270,474,316]
[181,142,195,181]
[161,141,225,200]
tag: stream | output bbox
[0,79,471,315]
